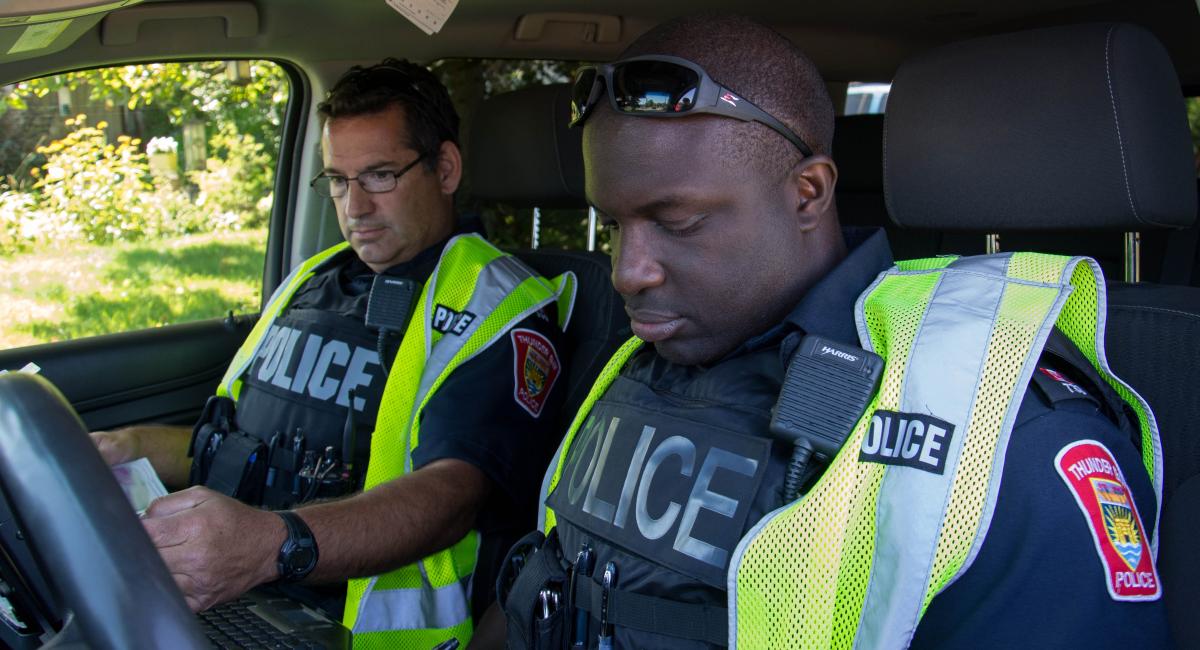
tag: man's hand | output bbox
[89,424,193,489]
[142,486,285,612]
[90,428,140,466]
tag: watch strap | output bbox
[276,510,318,582]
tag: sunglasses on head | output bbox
[569,54,813,157]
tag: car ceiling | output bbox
[1,0,1198,90]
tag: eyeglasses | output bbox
[569,55,813,157]
[309,154,427,198]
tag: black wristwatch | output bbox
[275,511,318,582]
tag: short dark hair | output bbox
[608,14,834,176]
[317,58,459,170]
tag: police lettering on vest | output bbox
[250,321,381,412]
[859,409,956,474]
[545,402,770,588]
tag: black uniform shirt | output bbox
[546,228,1169,648]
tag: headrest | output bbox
[834,114,885,194]
[467,83,585,209]
[884,23,1196,231]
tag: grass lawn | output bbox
[0,228,267,349]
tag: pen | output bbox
[571,546,594,649]
[539,588,552,619]
[265,431,281,487]
[598,561,617,649]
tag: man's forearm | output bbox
[295,458,489,583]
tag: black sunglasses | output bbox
[570,55,813,157]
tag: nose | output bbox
[610,224,666,297]
[341,179,376,220]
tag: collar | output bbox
[341,216,486,294]
[731,227,893,356]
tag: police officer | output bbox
[93,59,574,648]
[494,15,1170,649]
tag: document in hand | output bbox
[112,458,168,516]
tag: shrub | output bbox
[189,123,274,230]
[29,114,158,245]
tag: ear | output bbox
[786,154,838,232]
[435,140,463,195]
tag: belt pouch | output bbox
[188,395,238,485]
[503,531,567,650]
[204,432,267,505]
[534,605,566,650]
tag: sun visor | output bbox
[0,0,141,62]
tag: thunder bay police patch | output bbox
[1055,440,1160,601]
[510,328,560,418]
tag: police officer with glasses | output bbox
[92,58,575,649]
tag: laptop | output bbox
[198,589,351,649]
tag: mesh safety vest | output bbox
[540,253,1161,649]
[219,233,577,649]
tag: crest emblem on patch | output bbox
[510,328,561,418]
[1094,478,1142,569]
[1055,440,1160,601]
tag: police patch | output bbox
[1055,440,1160,601]
[510,328,561,418]
[858,410,956,474]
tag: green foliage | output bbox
[26,114,156,244]
[6,61,288,152]
[189,123,275,229]
[1188,97,1200,171]
[0,112,278,255]
[0,229,266,347]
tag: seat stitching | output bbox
[1110,304,1200,322]
[1104,24,1142,224]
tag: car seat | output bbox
[834,114,1200,286]
[883,22,1200,646]
[465,83,630,432]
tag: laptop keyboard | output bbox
[199,598,324,649]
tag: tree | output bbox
[4,61,288,152]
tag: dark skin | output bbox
[586,110,845,367]
[469,109,846,649]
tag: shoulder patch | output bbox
[510,328,561,418]
[1031,365,1100,408]
[1054,440,1161,601]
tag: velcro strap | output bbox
[573,574,728,646]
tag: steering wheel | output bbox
[0,373,208,648]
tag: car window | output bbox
[845,82,891,115]
[0,60,288,349]
[433,58,602,253]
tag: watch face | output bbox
[287,546,316,574]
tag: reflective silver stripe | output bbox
[403,235,564,472]
[955,274,1071,588]
[557,271,579,332]
[947,251,1013,275]
[352,574,473,633]
[853,268,1005,648]
[538,435,569,532]
[853,265,1071,650]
